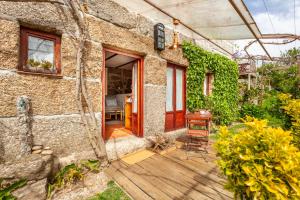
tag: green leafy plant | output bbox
[0,179,27,200]
[27,58,41,68]
[47,160,101,199]
[47,163,83,199]
[215,117,300,199]
[242,88,261,104]
[40,60,53,69]
[88,181,131,200]
[240,103,265,119]
[258,63,300,99]
[81,159,101,173]
[182,41,239,125]
[261,92,291,128]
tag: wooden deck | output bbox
[105,147,233,200]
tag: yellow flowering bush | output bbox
[278,93,300,147]
[215,117,300,199]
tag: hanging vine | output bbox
[1,0,108,162]
[182,41,239,125]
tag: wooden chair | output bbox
[185,111,212,159]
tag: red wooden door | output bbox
[165,64,186,132]
[132,59,144,137]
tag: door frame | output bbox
[102,48,144,139]
[165,63,186,132]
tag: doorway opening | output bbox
[102,49,143,140]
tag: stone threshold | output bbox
[105,128,187,161]
[106,135,147,161]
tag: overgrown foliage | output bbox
[47,160,100,199]
[182,41,239,125]
[279,93,300,148]
[88,181,131,200]
[240,91,291,128]
[257,64,300,98]
[281,47,300,66]
[0,179,27,200]
[215,117,300,199]
[240,103,265,119]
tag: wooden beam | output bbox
[105,53,118,61]
[108,59,137,69]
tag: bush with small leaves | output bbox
[215,117,300,199]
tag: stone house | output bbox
[0,0,234,164]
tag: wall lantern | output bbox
[170,19,180,49]
[154,23,165,51]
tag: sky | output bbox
[235,0,300,57]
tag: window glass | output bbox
[28,36,55,69]
[176,69,183,110]
[166,68,173,112]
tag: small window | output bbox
[203,73,214,96]
[19,27,61,75]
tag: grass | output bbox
[209,123,247,141]
[88,181,131,200]
[228,123,247,134]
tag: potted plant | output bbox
[26,58,41,72]
[40,60,55,73]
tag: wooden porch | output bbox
[105,146,233,200]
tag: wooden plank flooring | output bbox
[105,148,233,200]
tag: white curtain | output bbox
[203,75,207,96]
[166,68,173,112]
[133,62,138,113]
[176,69,183,110]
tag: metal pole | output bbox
[248,74,251,90]
[228,0,272,60]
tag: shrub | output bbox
[261,92,291,129]
[242,88,261,104]
[215,117,300,199]
[270,66,300,98]
[279,93,300,148]
[240,103,265,119]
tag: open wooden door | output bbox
[165,63,186,132]
[102,48,144,140]
[132,60,144,137]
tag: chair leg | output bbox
[185,137,189,160]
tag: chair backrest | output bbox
[116,93,131,108]
[186,111,211,137]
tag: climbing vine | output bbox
[182,41,239,125]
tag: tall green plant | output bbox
[182,41,239,125]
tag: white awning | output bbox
[113,0,262,40]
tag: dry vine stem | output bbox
[0,0,108,162]
[67,0,108,161]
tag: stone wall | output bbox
[0,0,233,163]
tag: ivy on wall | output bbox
[182,41,239,125]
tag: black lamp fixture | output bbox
[154,23,165,51]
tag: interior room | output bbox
[104,50,137,140]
